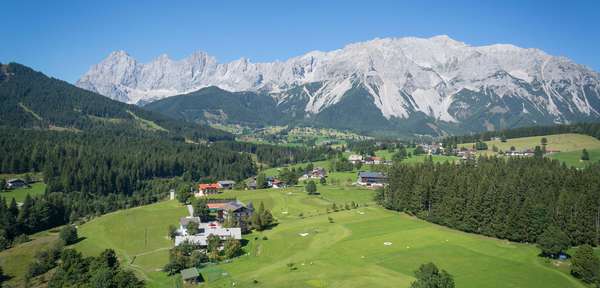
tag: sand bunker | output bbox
[299,233,309,237]
[383,242,392,246]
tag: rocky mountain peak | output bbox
[76,36,600,133]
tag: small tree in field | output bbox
[571,244,600,283]
[177,187,192,204]
[251,202,274,231]
[0,265,5,283]
[540,137,548,151]
[319,177,326,185]
[59,225,78,245]
[186,222,199,235]
[223,238,241,259]
[534,146,544,158]
[305,180,317,195]
[537,225,570,258]
[168,225,178,240]
[410,262,454,288]
[207,234,221,255]
[193,198,210,221]
[581,149,590,161]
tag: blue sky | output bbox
[1,0,598,83]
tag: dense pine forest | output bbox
[0,129,256,194]
[378,157,600,246]
[0,128,259,247]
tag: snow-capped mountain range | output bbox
[77,35,600,135]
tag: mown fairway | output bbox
[72,183,584,288]
[548,148,600,168]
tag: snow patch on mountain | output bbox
[77,36,600,125]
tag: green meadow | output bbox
[69,183,584,288]
[0,182,46,203]
[457,133,600,167]
[460,133,600,156]
[0,229,60,287]
[548,148,600,168]
[374,148,459,164]
[74,200,189,288]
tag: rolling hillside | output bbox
[69,186,585,288]
[0,63,233,141]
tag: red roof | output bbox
[199,183,220,190]
[208,203,228,209]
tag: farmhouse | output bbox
[364,156,387,165]
[7,178,27,189]
[271,179,285,189]
[207,200,254,224]
[456,149,476,160]
[246,179,257,190]
[357,171,387,187]
[421,143,444,155]
[300,167,328,181]
[217,180,236,189]
[311,167,327,178]
[505,149,535,157]
[197,183,221,196]
[348,154,363,164]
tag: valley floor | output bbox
[71,185,584,288]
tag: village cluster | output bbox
[174,183,252,249]
[169,166,391,283]
[173,168,388,254]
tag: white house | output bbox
[348,154,363,164]
[176,216,242,246]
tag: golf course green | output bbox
[72,184,585,288]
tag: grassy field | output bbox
[68,182,584,288]
[548,148,600,168]
[0,229,60,286]
[460,133,600,156]
[374,149,459,164]
[261,160,329,177]
[74,200,189,287]
[0,182,46,203]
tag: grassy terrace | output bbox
[68,182,584,288]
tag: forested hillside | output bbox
[0,128,257,246]
[378,157,600,246]
[144,86,288,126]
[0,63,232,142]
[0,129,256,194]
